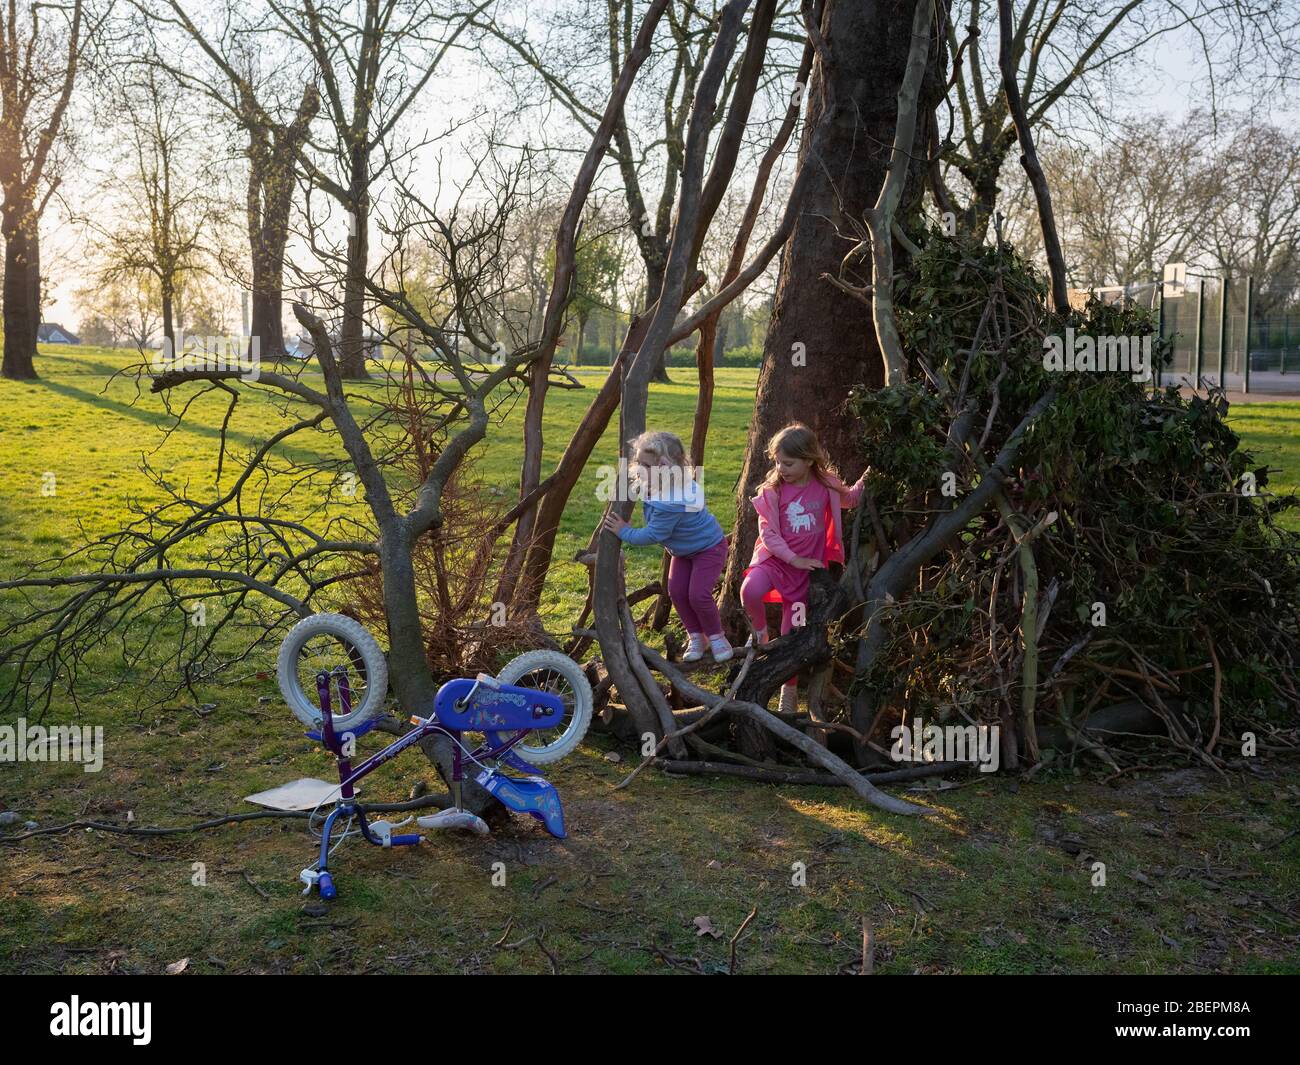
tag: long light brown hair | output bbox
[760,422,842,492]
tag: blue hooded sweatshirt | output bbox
[616,478,725,557]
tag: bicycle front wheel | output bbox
[276,613,389,732]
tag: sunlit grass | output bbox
[1,346,1297,974]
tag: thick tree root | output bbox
[639,645,929,816]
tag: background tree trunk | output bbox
[250,283,284,357]
[338,148,370,379]
[161,281,176,352]
[720,0,944,628]
[247,86,319,360]
[2,213,40,379]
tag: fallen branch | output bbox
[640,645,929,816]
[612,642,758,791]
[0,792,454,844]
[659,759,972,787]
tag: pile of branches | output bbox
[594,234,1299,805]
[844,232,1300,772]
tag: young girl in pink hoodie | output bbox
[741,423,868,714]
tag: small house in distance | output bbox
[38,323,82,345]
[285,329,383,361]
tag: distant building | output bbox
[285,329,383,361]
[38,323,82,345]
[285,333,314,359]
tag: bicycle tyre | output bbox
[277,613,389,731]
[494,649,593,765]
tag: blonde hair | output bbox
[761,422,841,491]
[627,430,692,470]
[624,431,696,501]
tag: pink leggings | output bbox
[740,568,802,688]
[740,568,802,637]
[667,538,728,635]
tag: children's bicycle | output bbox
[275,613,592,899]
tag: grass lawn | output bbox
[1224,402,1300,533]
[1,346,1297,974]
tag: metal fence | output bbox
[1074,274,1300,395]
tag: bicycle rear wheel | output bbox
[493,650,592,765]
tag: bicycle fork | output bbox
[301,668,420,900]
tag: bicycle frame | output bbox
[300,666,567,900]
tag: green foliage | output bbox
[556,228,624,327]
[848,232,1300,746]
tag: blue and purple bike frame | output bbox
[307,666,547,900]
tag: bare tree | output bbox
[282,0,490,378]
[474,0,804,383]
[1034,113,1219,286]
[1205,118,1300,312]
[142,2,321,359]
[158,0,487,378]
[75,273,162,348]
[1002,110,1299,309]
[77,64,221,351]
[0,0,86,379]
[936,0,1299,239]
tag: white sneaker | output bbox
[709,635,734,663]
[682,634,707,662]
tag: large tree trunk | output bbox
[248,205,288,360]
[246,86,318,361]
[250,285,284,358]
[2,209,40,380]
[719,0,943,628]
[950,124,1017,240]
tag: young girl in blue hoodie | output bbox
[601,430,734,663]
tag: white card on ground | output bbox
[244,778,339,811]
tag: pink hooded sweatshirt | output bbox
[747,470,867,571]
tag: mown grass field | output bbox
[1,346,1297,974]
